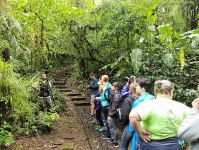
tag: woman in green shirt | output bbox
[129,80,190,150]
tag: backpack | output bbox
[104,88,113,103]
[119,96,134,125]
[39,79,50,97]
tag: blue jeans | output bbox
[120,125,133,150]
[136,136,179,150]
[108,118,119,143]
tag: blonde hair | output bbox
[129,83,139,99]
[102,75,109,82]
[99,75,109,93]
[154,80,174,96]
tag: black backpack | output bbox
[104,88,113,103]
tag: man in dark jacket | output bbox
[87,72,99,118]
[32,73,53,111]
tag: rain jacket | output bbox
[98,82,112,107]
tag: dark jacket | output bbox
[89,78,99,95]
[121,96,134,125]
[94,92,102,111]
[108,92,122,118]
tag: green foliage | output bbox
[37,111,59,127]
[0,122,15,148]
[1,0,199,148]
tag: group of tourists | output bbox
[87,72,199,150]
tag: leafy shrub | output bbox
[0,122,15,148]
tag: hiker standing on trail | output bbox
[87,72,99,119]
[129,78,155,150]
[120,81,139,150]
[94,78,105,132]
[95,75,112,137]
[107,82,123,148]
[32,73,53,111]
[129,80,190,150]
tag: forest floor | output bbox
[8,69,91,150]
[7,68,124,150]
[8,98,91,150]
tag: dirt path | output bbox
[9,70,91,150]
[8,68,124,150]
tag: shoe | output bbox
[98,126,105,132]
[107,138,114,143]
[87,115,93,119]
[95,126,101,131]
[108,142,119,148]
[101,134,110,139]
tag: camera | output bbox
[124,76,134,84]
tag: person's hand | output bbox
[86,85,90,89]
[192,98,199,110]
[95,97,99,100]
[108,117,112,121]
[138,129,151,143]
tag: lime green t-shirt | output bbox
[133,97,190,140]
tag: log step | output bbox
[74,101,90,106]
[52,81,65,85]
[59,89,72,92]
[54,78,67,81]
[55,85,68,89]
[67,93,82,96]
[71,97,86,101]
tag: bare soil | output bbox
[8,97,91,150]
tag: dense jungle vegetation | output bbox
[0,0,199,148]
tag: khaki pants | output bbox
[39,96,53,110]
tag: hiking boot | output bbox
[107,138,114,143]
[98,126,105,132]
[95,126,101,131]
[108,142,119,148]
[101,134,110,139]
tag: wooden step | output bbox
[59,89,72,92]
[52,81,65,85]
[54,78,67,81]
[73,101,90,106]
[55,85,68,88]
[71,97,86,101]
[61,75,70,78]
[67,93,82,96]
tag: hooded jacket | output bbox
[98,82,112,107]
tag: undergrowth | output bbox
[0,59,65,148]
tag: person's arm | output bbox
[129,110,151,142]
[177,108,199,141]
